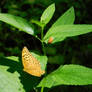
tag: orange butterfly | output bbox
[22,46,45,77]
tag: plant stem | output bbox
[34,35,41,42]
[41,26,44,40]
[40,26,46,92]
[41,26,46,55]
[41,86,44,92]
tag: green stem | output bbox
[40,26,46,92]
[41,86,44,92]
[41,26,44,40]
[41,26,46,55]
[34,35,41,42]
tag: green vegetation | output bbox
[0,1,92,92]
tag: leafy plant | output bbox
[0,3,92,92]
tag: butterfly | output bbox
[22,46,45,77]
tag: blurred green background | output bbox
[0,0,92,92]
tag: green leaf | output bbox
[38,65,92,88]
[51,7,75,27]
[43,25,92,44]
[0,56,39,92]
[40,3,55,25]
[0,13,34,35]
[31,19,45,27]
[5,56,19,62]
[31,52,48,70]
[0,66,25,92]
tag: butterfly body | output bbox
[22,47,45,77]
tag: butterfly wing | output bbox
[22,46,45,77]
[22,47,35,69]
[23,68,45,77]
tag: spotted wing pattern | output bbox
[22,46,45,77]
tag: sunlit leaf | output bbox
[40,3,55,25]
[0,66,25,92]
[51,6,75,27]
[43,25,92,44]
[0,56,39,92]
[0,13,34,35]
[38,65,92,88]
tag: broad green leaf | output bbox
[0,66,25,92]
[38,65,92,88]
[0,13,34,35]
[43,25,92,44]
[40,3,55,25]
[0,56,39,92]
[31,52,48,70]
[51,7,75,27]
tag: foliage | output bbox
[0,2,92,92]
[40,3,55,25]
[0,13,34,35]
[38,65,92,88]
[0,65,25,92]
